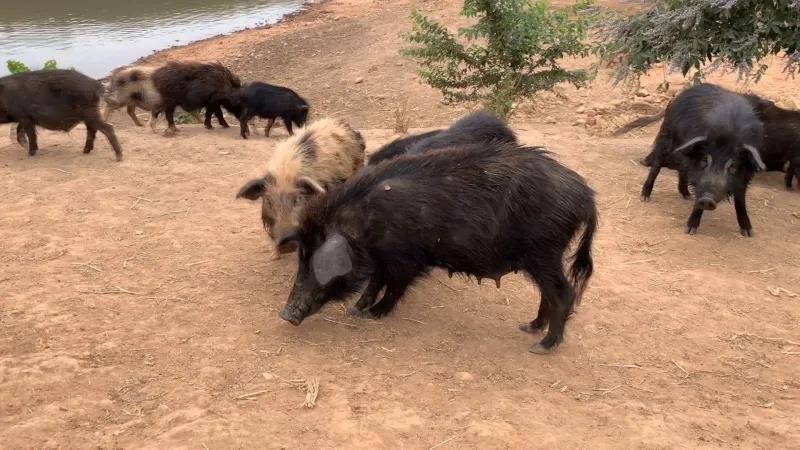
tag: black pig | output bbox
[280,141,597,354]
[748,98,800,190]
[0,69,123,160]
[150,62,242,134]
[237,82,309,139]
[367,111,516,165]
[637,84,765,236]
[367,130,443,165]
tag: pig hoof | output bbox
[115,154,124,162]
[346,305,368,318]
[740,228,753,237]
[163,129,178,137]
[685,226,698,235]
[640,194,650,202]
[529,343,555,355]
[519,322,545,334]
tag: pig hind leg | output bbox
[21,121,38,156]
[83,125,97,153]
[785,160,797,189]
[640,133,671,201]
[164,106,178,134]
[519,297,549,334]
[213,105,229,128]
[524,256,576,354]
[84,115,123,161]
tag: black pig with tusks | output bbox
[637,84,765,236]
[367,111,516,165]
[280,141,597,354]
[0,69,123,160]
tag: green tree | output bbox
[599,0,800,86]
[403,0,596,118]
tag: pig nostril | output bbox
[699,199,716,210]
[278,242,298,254]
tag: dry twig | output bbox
[599,363,641,369]
[303,378,319,408]
[671,359,690,378]
[323,317,357,328]
[235,390,267,400]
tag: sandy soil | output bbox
[2,0,799,448]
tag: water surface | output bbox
[0,0,307,77]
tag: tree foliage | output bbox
[599,0,800,86]
[403,0,596,117]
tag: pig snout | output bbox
[696,193,717,211]
[276,230,299,254]
[279,307,303,326]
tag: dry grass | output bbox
[393,98,411,134]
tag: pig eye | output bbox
[699,154,712,169]
[725,160,735,174]
[116,79,126,87]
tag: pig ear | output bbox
[311,233,352,286]
[741,144,766,171]
[236,178,268,200]
[674,136,707,158]
[296,176,326,196]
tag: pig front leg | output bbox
[364,276,413,318]
[347,274,386,317]
[127,104,144,127]
[733,186,753,237]
[685,208,704,235]
[15,123,29,150]
[21,121,38,156]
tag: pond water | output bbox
[0,0,308,77]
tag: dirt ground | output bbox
[2,0,799,448]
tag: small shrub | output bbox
[403,0,597,118]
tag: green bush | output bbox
[599,0,800,86]
[6,59,60,74]
[403,0,597,118]
[7,60,31,74]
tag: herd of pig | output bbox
[1,61,799,354]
